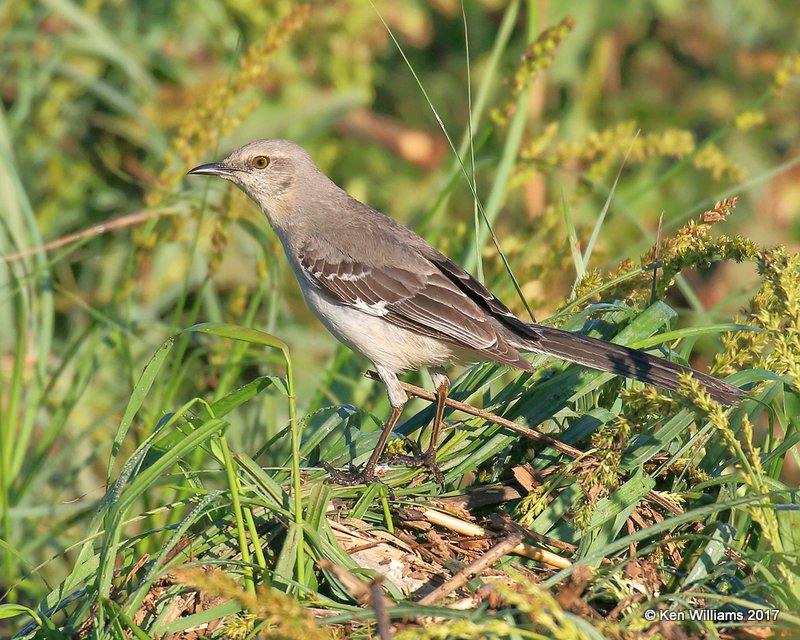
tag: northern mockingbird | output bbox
[189,139,741,484]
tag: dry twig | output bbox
[419,507,572,570]
[418,533,523,605]
[0,209,178,263]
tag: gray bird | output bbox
[189,139,741,484]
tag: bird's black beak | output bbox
[187,162,236,177]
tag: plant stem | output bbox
[285,352,305,586]
[219,432,255,594]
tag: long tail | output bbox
[516,324,742,407]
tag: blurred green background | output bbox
[2,0,799,611]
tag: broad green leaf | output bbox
[682,523,737,588]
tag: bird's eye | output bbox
[252,155,270,169]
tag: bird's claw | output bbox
[320,461,378,486]
[384,452,445,487]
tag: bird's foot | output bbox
[384,451,445,487]
[320,461,378,486]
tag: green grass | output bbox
[2,1,800,638]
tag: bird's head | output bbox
[188,138,318,226]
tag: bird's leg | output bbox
[424,369,449,465]
[363,404,403,475]
[322,366,407,485]
[385,368,449,486]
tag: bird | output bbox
[188,138,742,484]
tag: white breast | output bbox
[299,280,457,373]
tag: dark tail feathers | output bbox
[518,324,741,407]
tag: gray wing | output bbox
[425,251,542,340]
[297,237,530,369]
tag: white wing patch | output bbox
[352,298,388,316]
[325,272,363,282]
